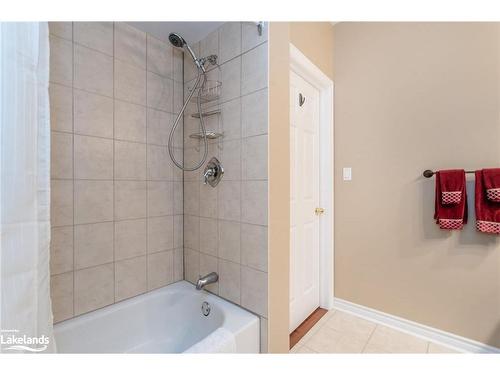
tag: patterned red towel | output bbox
[482,168,500,202]
[475,170,500,234]
[434,170,467,230]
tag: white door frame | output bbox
[289,43,334,310]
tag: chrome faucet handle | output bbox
[203,168,215,184]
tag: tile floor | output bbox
[290,309,460,354]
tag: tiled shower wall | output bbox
[182,22,269,351]
[48,22,184,323]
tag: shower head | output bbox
[168,33,186,48]
[168,32,205,72]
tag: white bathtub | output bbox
[54,281,260,353]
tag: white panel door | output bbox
[289,70,321,333]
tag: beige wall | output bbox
[334,23,500,346]
[268,22,334,353]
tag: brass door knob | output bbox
[315,207,325,215]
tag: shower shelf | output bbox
[189,80,222,104]
[190,109,221,118]
[189,132,224,140]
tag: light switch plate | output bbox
[343,167,352,181]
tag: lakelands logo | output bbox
[0,329,49,352]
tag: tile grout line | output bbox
[112,22,116,303]
[361,324,379,353]
[71,21,76,319]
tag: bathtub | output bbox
[54,281,260,353]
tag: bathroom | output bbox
[1,1,500,373]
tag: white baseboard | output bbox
[332,298,500,354]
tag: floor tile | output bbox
[305,325,370,353]
[363,325,428,353]
[427,342,459,353]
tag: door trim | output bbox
[289,44,334,310]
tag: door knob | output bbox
[315,207,325,215]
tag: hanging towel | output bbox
[482,168,500,202]
[475,170,500,234]
[434,170,468,230]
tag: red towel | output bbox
[482,168,500,202]
[475,170,500,234]
[434,170,468,230]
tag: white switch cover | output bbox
[343,167,352,181]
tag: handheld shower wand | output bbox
[167,33,211,171]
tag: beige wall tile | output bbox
[184,248,200,284]
[147,34,173,78]
[183,181,199,216]
[74,44,113,97]
[219,139,241,181]
[49,22,72,40]
[114,100,146,143]
[74,263,114,315]
[241,180,268,225]
[217,181,241,221]
[74,89,113,138]
[147,181,173,217]
[173,81,183,115]
[173,49,183,82]
[173,182,183,215]
[115,23,147,69]
[49,84,73,132]
[114,59,146,106]
[50,226,74,275]
[219,22,241,64]
[114,180,147,220]
[147,215,174,253]
[241,224,267,272]
[51,272,74,323]
[51,131,73,179]
[241,266,267,317]
[114,218,147,261]
[147,145,172,180]
[200,29,219,61]
[173,247,183,282]
[74,22,113,55]
[199,183,217,218]
[114,140,146,180]
[241,89,268,138]
[199,218,218,256]
[220,57,241,102]
[115,256,147,301]
[260,317,268,353]
[218,220,241,263]
[241,42,268,95]
[147,250,174,290]
[173,215,183,249]
[199,253,218,294]
[242,135,268,180]
[242,22,267,52]
[51,179,73,227]
[147,108,172,146]
[184,215,200,250]
[74,180,113,224]
[74,135,113,179]
[147,71,173,112]
[220,98,241,141]
[49,35,73,86]
[218,259,240,304]
[74,222,114,269]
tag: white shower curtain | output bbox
[0,22,55,353]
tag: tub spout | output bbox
[196,272,219,290]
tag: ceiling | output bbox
[129,22,224,44]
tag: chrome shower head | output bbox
[168,32,205,73]
[168,33,186,48]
